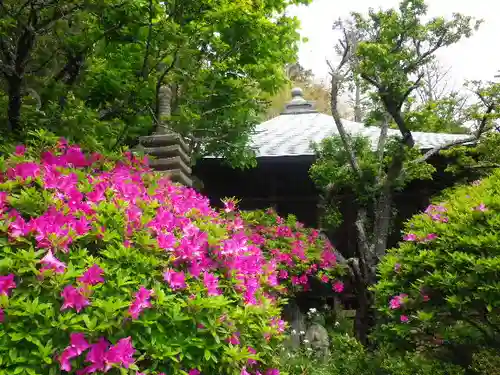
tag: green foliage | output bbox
[309,135,435,231]
[0,0,309,166]
[277,332,464,375]
[373,170,500,368]
[404,96,469,133]
[353,0,480,111]
[334,0,482,141]
[441,132,500,182]
[471,349,500,375]
[440,80,500,180]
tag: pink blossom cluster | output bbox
[389,293,408,309]
[424,204,448,223]
[388,290,430,324]
[58,333,135,374]
[0,274,16,322]
[401,204,449,242]
[402,232,437,242]
[0,141,342,374]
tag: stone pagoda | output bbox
[135,85,192,186]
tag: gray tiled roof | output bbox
[203,88,470,159]
[250,113,470,157]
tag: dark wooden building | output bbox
[193,88,469,252]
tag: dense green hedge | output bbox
[374,170,500,369]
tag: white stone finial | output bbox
[291,87,303,98]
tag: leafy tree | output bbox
[0,0,309,166]
[310,0,497,344]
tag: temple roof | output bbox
[249,88,469,157]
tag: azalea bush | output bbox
[0,139,343,375]
[373,171,500,368]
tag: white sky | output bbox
[289,0,499,89]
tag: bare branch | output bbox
[360,72,381,90]
[401,71,425,104]
[404,34,447,74]
[416,135,475,163]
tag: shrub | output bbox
[373,170,500,368]
[471,349,500,375]
[0,140,342,375]
[277,332,463,375]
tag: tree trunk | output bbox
[353,277,375,345]
[354,82,362,122]
[7,76,23,135]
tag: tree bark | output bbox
[353,283,375,345]
[354,82,362,122]
[4,5,38,135]
[7,75,23,135]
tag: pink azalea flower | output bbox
[247,346,257,365]
[332,280,344,293]
[203,271,221,296]
[320,248,337,267]
[389,293,408,309]
[474,203,487,212]
[61,285,90,313]
[227,332,240,345]
[270,317,286,333]
[163,269,186,290]
[157,233,176,250]
[7,162,40,181]
[58,333,90,372]
[78,337,109,375]
[40,250,67,274]
[424,233,437,241]
[189,369,200,375]
[8,215,30,238]
[400,315,409,323]
[265,369,280,375]
[78,264,105,285]
[223,200,236,213]
[278,269,288,279]
[14,145,26,156]
[0,274,16,296]
[241,367,251,375]
[267,272,279,287]
[105,337,135,369]
[403,233,417,241]
[394,263,401,273]
[71,333,91,354]
[128,286,153,319]
[59,347,79,372]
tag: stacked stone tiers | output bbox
[137,132,192,187]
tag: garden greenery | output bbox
[0,140,343,375]
[374,170,500,368]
